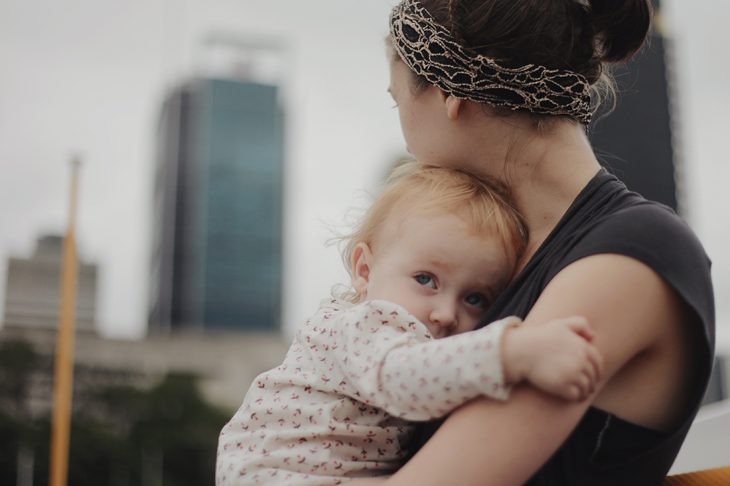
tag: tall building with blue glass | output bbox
[149,78,283,333]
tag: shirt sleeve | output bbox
[300,299,519,421]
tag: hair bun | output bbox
[588,0,653,63]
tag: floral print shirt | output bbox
[217,298,515,485]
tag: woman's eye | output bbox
[414,274,436,288]
[465,293,488,309]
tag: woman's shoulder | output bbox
[580,199,710,267]
[558,196,714,346]
[547,169,711,282]
[568,194,711,285]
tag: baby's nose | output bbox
[429,305,458,336]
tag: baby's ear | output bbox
[350,242,373,297]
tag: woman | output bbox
[356,0,714,484]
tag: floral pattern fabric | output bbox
[217,298,515,485]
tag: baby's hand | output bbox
[502,316,603,401]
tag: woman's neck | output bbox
[515,127,599,251]
[462,116,601,264]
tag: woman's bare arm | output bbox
[379,254,686,485]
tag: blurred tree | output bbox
[0,339,41,415]
[0,339,44,486]
[0,338,231,486]
[132,373,230,486]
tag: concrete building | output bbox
[149,77,284,334]
[2,235,97,333]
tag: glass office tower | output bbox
[150,78,283,333]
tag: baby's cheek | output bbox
[459,317,481,334]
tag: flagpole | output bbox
[49,157,81,486]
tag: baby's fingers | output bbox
[582,368,597,395]
[577,372,593,400]
[568,384,583,401]
[585,344,604,383]
[565,316,594,342]
[566,378,590,401]
[561,360,596,401]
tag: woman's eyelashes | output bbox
[414,273,437,289]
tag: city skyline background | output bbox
[1,0,728,350]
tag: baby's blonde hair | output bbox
[340,161,527,301]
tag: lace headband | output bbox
[389,0,593,124]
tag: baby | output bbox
[216,162,602,485]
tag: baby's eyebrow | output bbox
[425,259,453,271]
[470,277,500,295]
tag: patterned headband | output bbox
[389,0,593,124]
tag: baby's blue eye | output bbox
[414,274,436,288]
[465,293,487,309]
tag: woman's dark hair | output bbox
[406,0,653,117]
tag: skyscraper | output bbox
[149,78,284,333]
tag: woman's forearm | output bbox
[382,387,591,486]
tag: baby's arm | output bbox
[501,316,603,400]
[306,299,519,421]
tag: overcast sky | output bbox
[1,0,728,349]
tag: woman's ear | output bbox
[350,242,373,298]
[444,95,464,120]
